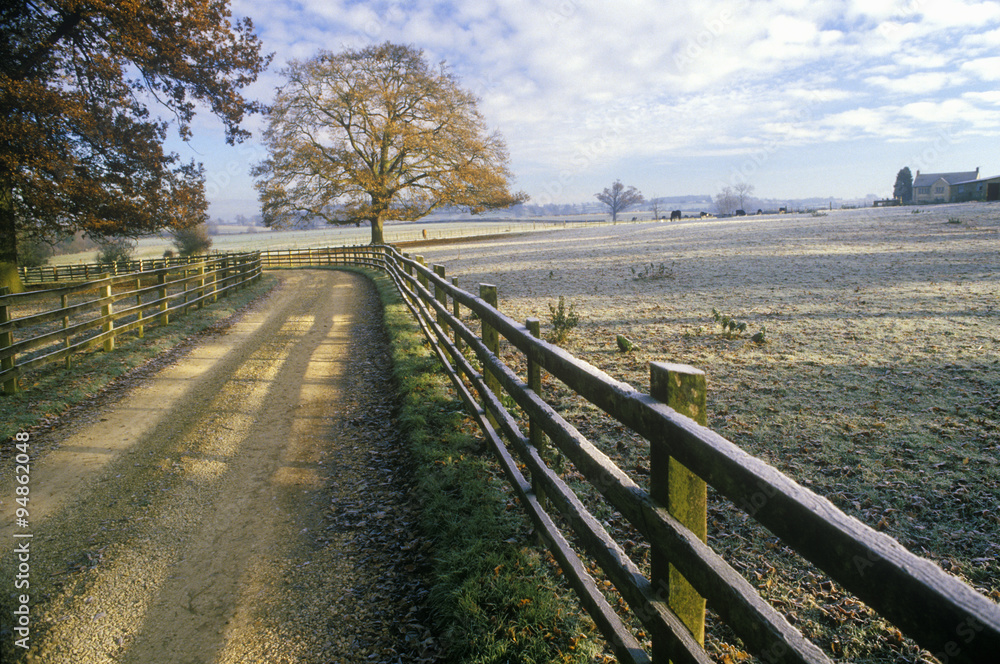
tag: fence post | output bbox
[414,256,428,290]
[649,362,707,656]
[451,277,462,351]
[433,265,447,329]
[101,276,114,352]
[63,294,71,368]
[526,317,550,511]
[196,264,206,309]
[0,287,16,394]
[158,272,169,325]
[136,278,144,338]
[479,284,500,428]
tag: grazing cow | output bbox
[779,206,787,214]
[757,209,763,215]
[699,211,709,218]
[735,209,746,216]
[670,209,682,221]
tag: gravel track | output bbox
[1,270,438,664]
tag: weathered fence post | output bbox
[210,259,218,303]
[101,276,114,352]
[451,277,462,351]
[136,278,144,338]
[649,362,708,656]
[62,293,71,368]
[196,263,206,309]
[0,287,17,394]
[479,284,500,427]
[526,317,550,512]
[414,256,428,290]
[433,265,447,329]
[158,271,169,325]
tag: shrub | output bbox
[171,224,213,257]
[547,296,579,345]
[96,238,135,268]
[18,236,53,267]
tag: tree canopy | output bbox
[894,167,913,203]
[0,0,270,289]
[595,180,644,222]
[252,42,527,244]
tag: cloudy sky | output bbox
[175,0,1000,219]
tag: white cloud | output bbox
[961,56,1000,81]
[866,71,961,94]
[211,0,1000,210]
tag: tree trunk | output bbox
[0,177,24,293]
[370,214,385,245]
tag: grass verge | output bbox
[0,274,279,442]
[364,266,606,664]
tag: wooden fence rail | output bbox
[271,245,999,663]
[17,252,251,285]
[0,253,261,393]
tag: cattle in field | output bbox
[699,211,709,218]
[670,209,682,221]
[735,209,746,216]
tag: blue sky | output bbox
[172,0,1000,219]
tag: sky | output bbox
[170,0,1000,220]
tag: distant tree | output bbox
[171,224,213,256]
[893,167,913,203]
[733,182,756,211]
[254,43,527,245]
[650,197,661,220]
[0,1,269,292]
[595,180,644,221]
[714,186,739,216]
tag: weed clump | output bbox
[630,261,675,281]
[547,296,580,345]
[712,308,767,344]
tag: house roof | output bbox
[952,173,1000,186]
[913,170,979,187]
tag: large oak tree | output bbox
[0,0,269,290]
[253,42,527,244]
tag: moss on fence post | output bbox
[649,361,707,655]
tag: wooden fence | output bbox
[16,253,258,285]
[274,245,998,663]
[0,253,261,394]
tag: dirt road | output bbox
[1,270,436,663]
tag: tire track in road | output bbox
[5,270,428,664]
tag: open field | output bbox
[414,202,1000,661]
[46,219,607,265]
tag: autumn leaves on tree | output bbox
[253,43,527,244]
[2,5,525,286]
[0,1,269,290]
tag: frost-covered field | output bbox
[417,203,1000,661]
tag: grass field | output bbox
[411,202,1000,662]
[46,218,605,265]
